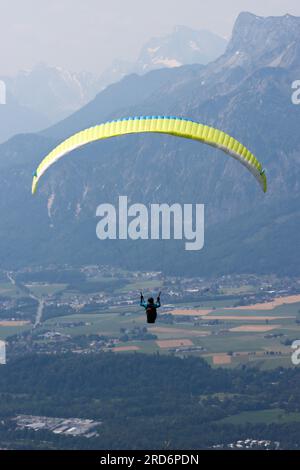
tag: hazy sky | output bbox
[1,0,300,75]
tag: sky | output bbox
[1,0,300,76]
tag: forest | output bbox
[0,353,299,449]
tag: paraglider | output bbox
[31,116,267,325]
[31,116,267,194]
[140,291,161,324]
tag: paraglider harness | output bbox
[140,292,161,324]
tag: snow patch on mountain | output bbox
[152,57,182,68]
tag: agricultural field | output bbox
[0,322,32,340]
[37,297,300,369]
[24,283,68,297]
[1,268,300,369]
[0,282,23,298]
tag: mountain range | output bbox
[0,26,226,144]
[0,12,299,276]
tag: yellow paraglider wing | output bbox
[32,116,267,194]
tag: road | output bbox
[6,272,44,327]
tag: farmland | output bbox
[0,266,299,369]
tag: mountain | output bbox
[0,27,226,144]
[43,65,203,140]
[134,25,227,73]
[0,63,97,142]
[0,100,49,144]
[0,12,300,276]
[95,26,227,92]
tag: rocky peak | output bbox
[225,12,300,70]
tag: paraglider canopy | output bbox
[32,116,267,194]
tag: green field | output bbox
[220,285,256,295]
[45,311,145,337]
[117,279,162,293]
[0,324,31,340]
[0,282,23,298]
[25,283,68,297]
[220,408,300,425]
